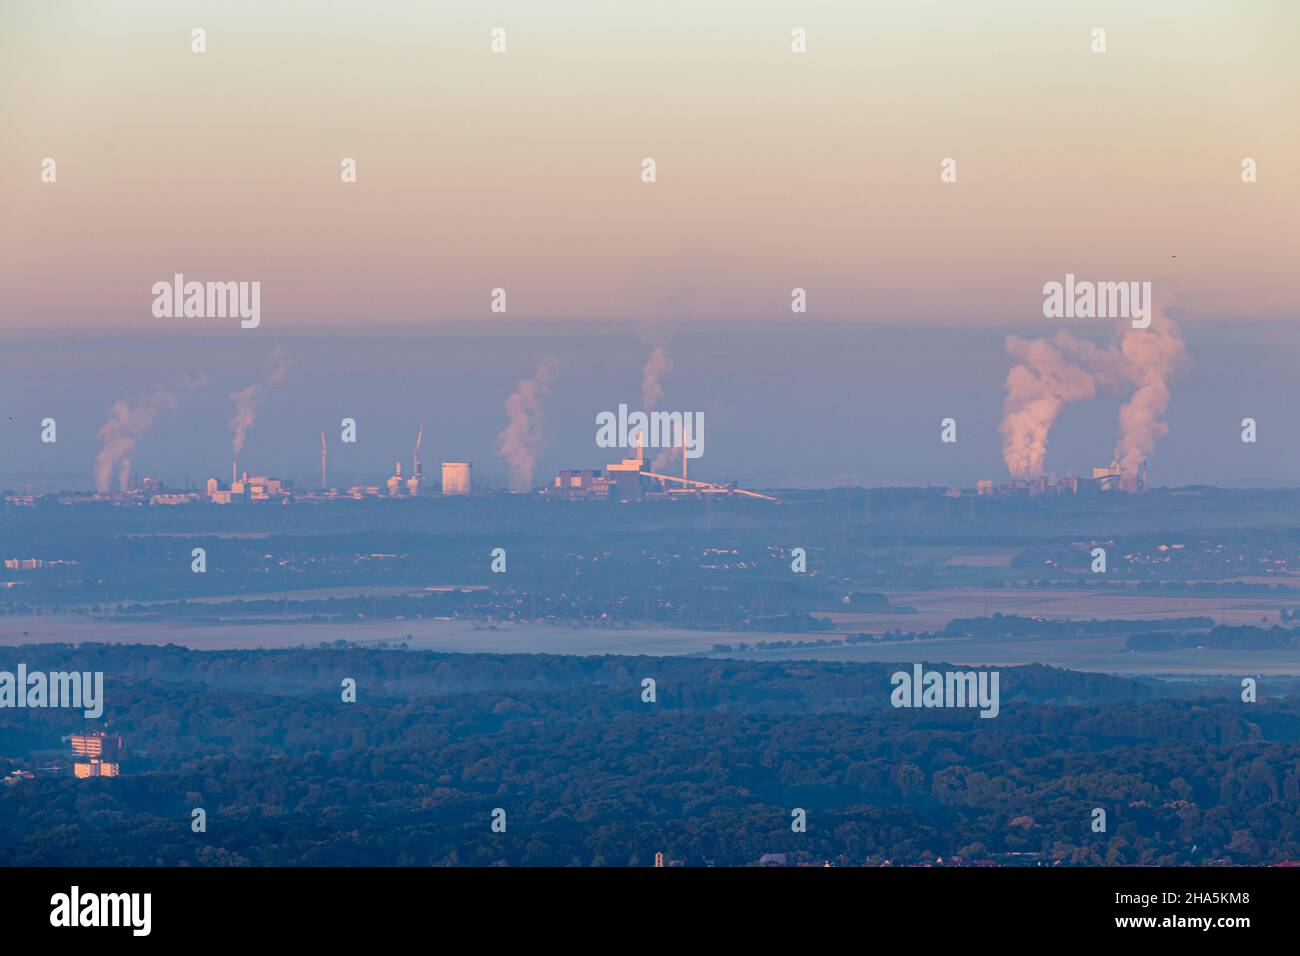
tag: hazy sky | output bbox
[1,2,1296,488]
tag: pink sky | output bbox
[1,1,1297,332]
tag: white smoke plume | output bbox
[650,443,680,473]
[637,325,676,471]
[94,375,204,492]
[650,414,695,474]
[1000,310,1186,479]
[495,357,560,492]
[230,349,290,458]
[1001,333,1106,478]
[1114,309,1186,475]
[641,346,673,412]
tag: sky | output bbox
[1,1,1297,489]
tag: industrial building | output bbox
[551,465,645,500]
[205,471,287,504]
[385,462,421,497]
[548,433,776,502]
[974,462,1147,497]
[1092,462,1147,493]
[442,462,472,495]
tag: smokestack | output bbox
[232,460,237,485]
[320,427,328,489]
[414,424,424,481]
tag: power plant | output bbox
[973,460,1147,497]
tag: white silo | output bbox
[441,462,471,495]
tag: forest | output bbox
[2,645,1298,866]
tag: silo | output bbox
[441,462,472,495]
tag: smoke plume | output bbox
[1000,310,1185,479]
[1000,334,1105,479]
[637,326,676,471]
[650,443,679,473]
[641,346,673,411]
[650,414,696,474]
[1114,309,1185,475]
[230,349,290,458]
[495,357,560,492]
[94,375,204,492]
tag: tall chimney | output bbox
[682,420,689,482]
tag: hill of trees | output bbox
[1,645,1297,866]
